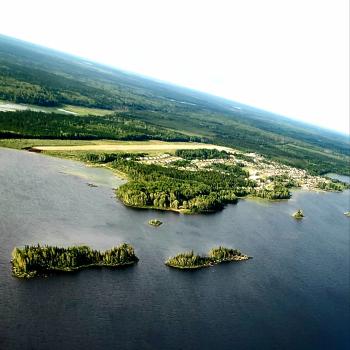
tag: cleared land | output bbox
[0,100,113,116]
[32,141,232,152]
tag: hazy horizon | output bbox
[0,0,348,134]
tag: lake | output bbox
[0,148,349,349]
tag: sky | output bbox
[0,0,349,133]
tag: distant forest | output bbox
[0,110,199,142]
[0,34,349,175]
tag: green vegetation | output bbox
[131,109,350,176]
[0,110,198,142]
[175,148,230,160]
[168,159,192,168]
[113,160,247,213]
[11,243,138,278]
[293,209,304,219]
[252,183,292,200]
[166,251,210,269]
[165,246,250,269]
[0,34,349,176]
[234,153,255,162]
[267,174,297,188]
[317,179,350,191]
[74,152,291,213]
[0,138,97,150]
[82,152,144,163]
[148,219,163,227]
[209,246,248,262]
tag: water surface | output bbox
[0,148,349,349]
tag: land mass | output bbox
[165,246,250,269]
[12,243,138,278]
[0,35,349,215]
[293,209,305,219]
[64,147,347,214]
[0,34,349,177]
[148,219,162,226]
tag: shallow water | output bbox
[0,148,349,349]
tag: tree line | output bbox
[112,159,252,213]
[175,148,230,160]
[165,246,248,269]
[12,243,138,278]
[0,110,198,142]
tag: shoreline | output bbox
[166,254,251,270]
[11,258,139,278]
[3,146,348,215]
[13,259,138,279]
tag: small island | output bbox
[11,243,138,278]
[165,246,250,270]
[344,211,350,217]
[293,209,304,219]
[148,219,163,227]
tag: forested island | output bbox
[165,246,250,269]
[148,219,162,226]
[11,243,138,278]
[293,209,304,219]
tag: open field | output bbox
[0,138,100,150]
[60,105,114,116]
[32,141,232,153]
[0,100,113,116]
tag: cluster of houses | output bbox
[138,149,329,191]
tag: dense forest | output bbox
[317,179,350,191]
[0,34,349,175]
[165,246,249,269]
[12,243,138,278]
[174,148,230,160]
[0,110,199,141]
[113,160,250,213]
[251,183,292,200]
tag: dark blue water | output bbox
[0,148,349,349]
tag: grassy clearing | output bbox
[61,105,114,116]
[0,99,113,116]
[0,139,193,150]
[0,138,99,150]
[31,141,232,153]
[0,139,233,162]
